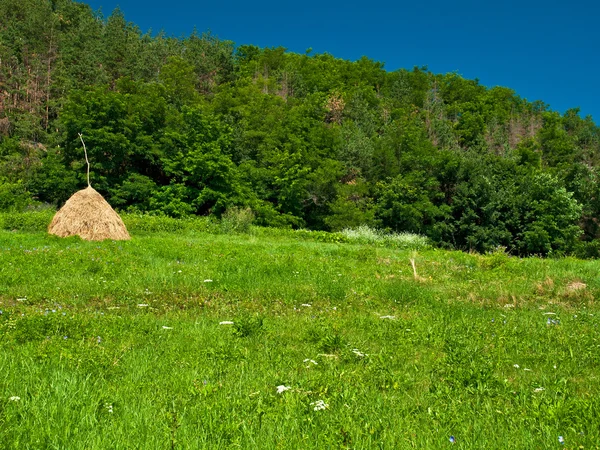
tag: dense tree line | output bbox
[1,0,599,256]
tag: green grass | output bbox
[1,218,599,449]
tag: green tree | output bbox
[516,172,582,255]
[374,172,446,235]
[159,56,199,108]
[325,178,375,231]
[160,107,251,215]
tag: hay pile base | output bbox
[48,186,130,241]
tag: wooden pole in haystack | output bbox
[79,133,90,188]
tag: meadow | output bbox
[1,213,599,449]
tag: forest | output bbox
[1,0,599,257]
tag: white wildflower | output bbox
[310,400,328,411]
[301,303,311,307]
[352,349,367,357]
[219,321,234,325]
[203,279,213,283]
[379,315,396,320]
[523,368,532,372]
[137,304,149,307]
[162,326,173,330]
[533,387,545,393]
[513,364,520,369]
[303,358,318,367]
[9,396,20,402]
[276,385,291,394]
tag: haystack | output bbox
[48,186,130,241]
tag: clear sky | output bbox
[83,0,600,124]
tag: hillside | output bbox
[1,0,600,256]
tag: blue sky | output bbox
[84,0,600,124]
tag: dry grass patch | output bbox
[535,277,555,296]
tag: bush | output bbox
[292,229,349,244]
[122,214,218,234]
[0,181,37,211]
[220,207,254,234]
[0,211,54,232]
[341,225,431,250]
[573,240,600,259]
[515,173,582,256]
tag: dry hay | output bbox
[561,280,591,302]
[48,186,130,241]
[565,281,587,293]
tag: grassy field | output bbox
[1,215,599,449]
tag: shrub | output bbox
[0,181,37,211]
[122,214,218,234]
[0,211,54,232]
[341,225,430,250]
[220,207,254,234]
[573,239,600,259]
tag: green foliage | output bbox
[110,173,158,213]
[325,179,376,231]
[0,210,54,231]
[440,159,582,255]
[514,138,542,169]
[160,107,252,215]
[232,314,264,338]
[341,225,431,250]
[374,173,445,235]
[220,207,255,234]
[146,184,194,218]
[159,56,199,108]
[516,173,582,255]
[539,111,578,166]
[305,322,345,353]
[0,0,598,256]
[0,181,36,211]
[121,213,218,234]
[27,148,79,206]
